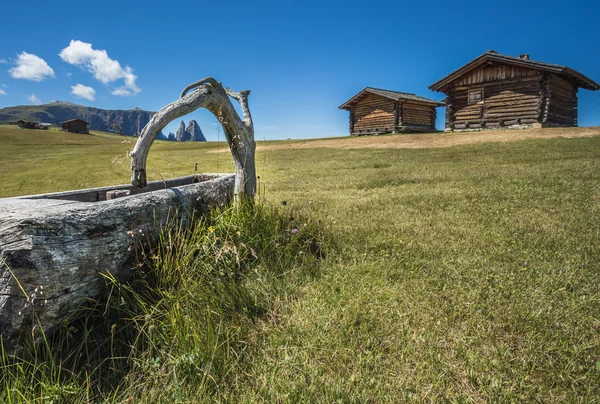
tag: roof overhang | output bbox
[61,119,90,125]
[339,87,444,110]
[429,51,600,92]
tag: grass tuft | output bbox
[0,203,330,402]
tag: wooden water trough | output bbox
[0,76,256,352]
[0,174,234,351]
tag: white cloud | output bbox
[66,72,72,77]
[71,83,95,101]
[59,40,140,96]
[111,88,132,96]
[28,94,41,104]
[0,89,6,95]
[9,52,55,81]
[0,59,7,64]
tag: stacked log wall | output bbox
[352,93,395,134]
[546,75,577,127]
[450,76,542,130]
[401,102,436,129]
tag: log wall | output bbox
[544,75,577,127]
[351,93,395,134]
[449,76,542,129]
[401,102,436,128]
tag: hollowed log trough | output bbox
[0,173,234,352]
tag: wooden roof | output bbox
[429,50,600,92]
[61,118,89,125]
[339,87,444,110]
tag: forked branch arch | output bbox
[130,77,256,205]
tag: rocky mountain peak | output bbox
[175,120,189,142]
[186,120,206,142]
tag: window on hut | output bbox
[468,89,483,104]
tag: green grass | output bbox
[1,124,600,402]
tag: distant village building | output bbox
[429,51,600,131]
[339,87,443,135]
[61,119,89,134]
[10,120,41,129]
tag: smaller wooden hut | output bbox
[339,87,443,135]
[61,119,89,134]
[13,120,40,129]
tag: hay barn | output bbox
[429,51,600,131]
[61,119,89,134]
[339,87,443,135]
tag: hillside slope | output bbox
[0,101,154,136]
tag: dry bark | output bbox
[130,77,256,206]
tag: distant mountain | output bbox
[186,120,206,142]
[174,119,206,142]
[0,101,154,136]
[0,102,207,141]
[175,120,189,142]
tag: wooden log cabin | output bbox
[429,51,600,131]
[61,118,89,134]
[339,87,443,135]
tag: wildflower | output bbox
[208,226,215,233]
[291,228,300,235]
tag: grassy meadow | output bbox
[1,124,600,402]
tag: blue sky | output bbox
[0,0,598,140]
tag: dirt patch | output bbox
[209,126,600,152]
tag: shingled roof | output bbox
[339,87,444,110]
[429,50,600,92]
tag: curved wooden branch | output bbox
[180,77,221,99]
[131,77,256,206]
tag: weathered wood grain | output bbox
[0,174,234,353]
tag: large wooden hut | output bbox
[429,51,600,131]
[61,118,89,134]
[339,87,443,135]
